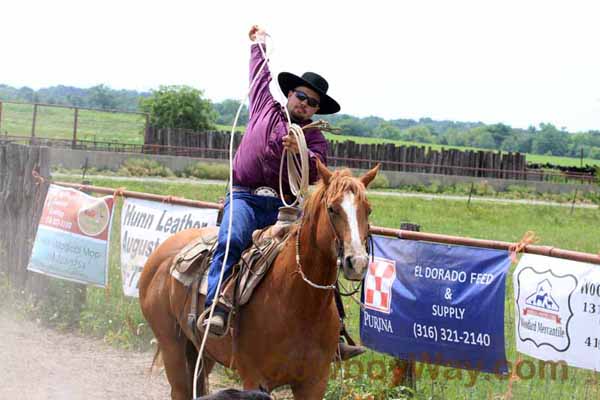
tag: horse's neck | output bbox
[282,209,338,307]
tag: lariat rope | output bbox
[280,123,309,207]
[193,36,273,399]
[194,35,342,395]
[258,39,341,207]
[256,42,310,207]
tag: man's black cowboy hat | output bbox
[278,71,340,115]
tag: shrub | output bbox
[117,158,174,177]
[474,180,496,196]
[181,162,229,180]
[368,173,390,189]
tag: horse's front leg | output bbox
[290,373,329,400]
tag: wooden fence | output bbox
[0,143,50,292]
[145,127,527,180]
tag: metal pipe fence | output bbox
[53,181,600,265]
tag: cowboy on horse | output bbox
[201,25,365,360]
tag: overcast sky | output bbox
[2,0,599,131]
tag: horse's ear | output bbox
[316,158,332,185]
[360,163,380,187]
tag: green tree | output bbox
[401,126,436,143]
[373,122,401,139]
[89,84,118,109]
[213,99,249,126]
[531,123,570,156]
[487,123,512,147]
[139,85,216,130]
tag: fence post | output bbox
[144,114,150,145]
[72,108,79,149]
[31,104,38,140]
[467,182,475,207]
[570,189,578,215]
[392,222,420,390]
[0,143,50,291]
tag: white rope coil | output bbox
[279,123,309,207]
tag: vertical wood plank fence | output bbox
[144,127,527,180]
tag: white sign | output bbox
[120,198,218,297]
[514,254,600,372]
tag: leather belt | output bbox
[232,186,294,203]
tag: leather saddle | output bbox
[170,218,296,336]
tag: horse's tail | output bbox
[149,341,164,373]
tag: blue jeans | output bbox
[205,191,283,307]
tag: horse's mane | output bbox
[302,168,367,223]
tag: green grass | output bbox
[44,176,600,399]
[215,123,245,133]
[526,153,600,167]
[325,132,600,168]
[0,102,146,144]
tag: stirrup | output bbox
[197,308,229,337]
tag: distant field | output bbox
[0,102,146,144]
[2,101,598,167]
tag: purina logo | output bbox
[364,257,396,314]
[516,267,577,352]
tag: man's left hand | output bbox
[282,134,300,154]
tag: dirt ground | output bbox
[0,307,173,400]
[0,306,301,400]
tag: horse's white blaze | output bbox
[341,193,364,255]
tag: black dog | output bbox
[195,388,273,400]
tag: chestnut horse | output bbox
[139,160,379,399]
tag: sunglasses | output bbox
[294,90,320,108]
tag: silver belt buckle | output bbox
[253,186,278,198]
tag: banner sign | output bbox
[120,198,218,297]
[514,254,600,372]
[361,236,511,373]
[28,184,114,287]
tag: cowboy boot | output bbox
[337,339,367,361]
[198,307,228,336]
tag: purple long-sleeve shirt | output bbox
[232,44,328,195]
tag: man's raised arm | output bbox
[248,25,273,117]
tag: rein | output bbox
[292,199,352,291]
[294,221,337,290]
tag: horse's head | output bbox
[307,159,380,281]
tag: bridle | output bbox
[294,196,373,291]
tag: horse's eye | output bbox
[328,205,338,215]
[367,208,372,216]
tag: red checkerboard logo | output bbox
[364,257,396,313]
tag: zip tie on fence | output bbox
[162,195,182,204]
[113,187,126,198]
[504,355,524,400]
[31,170,46,185]
[509,231,539,263]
